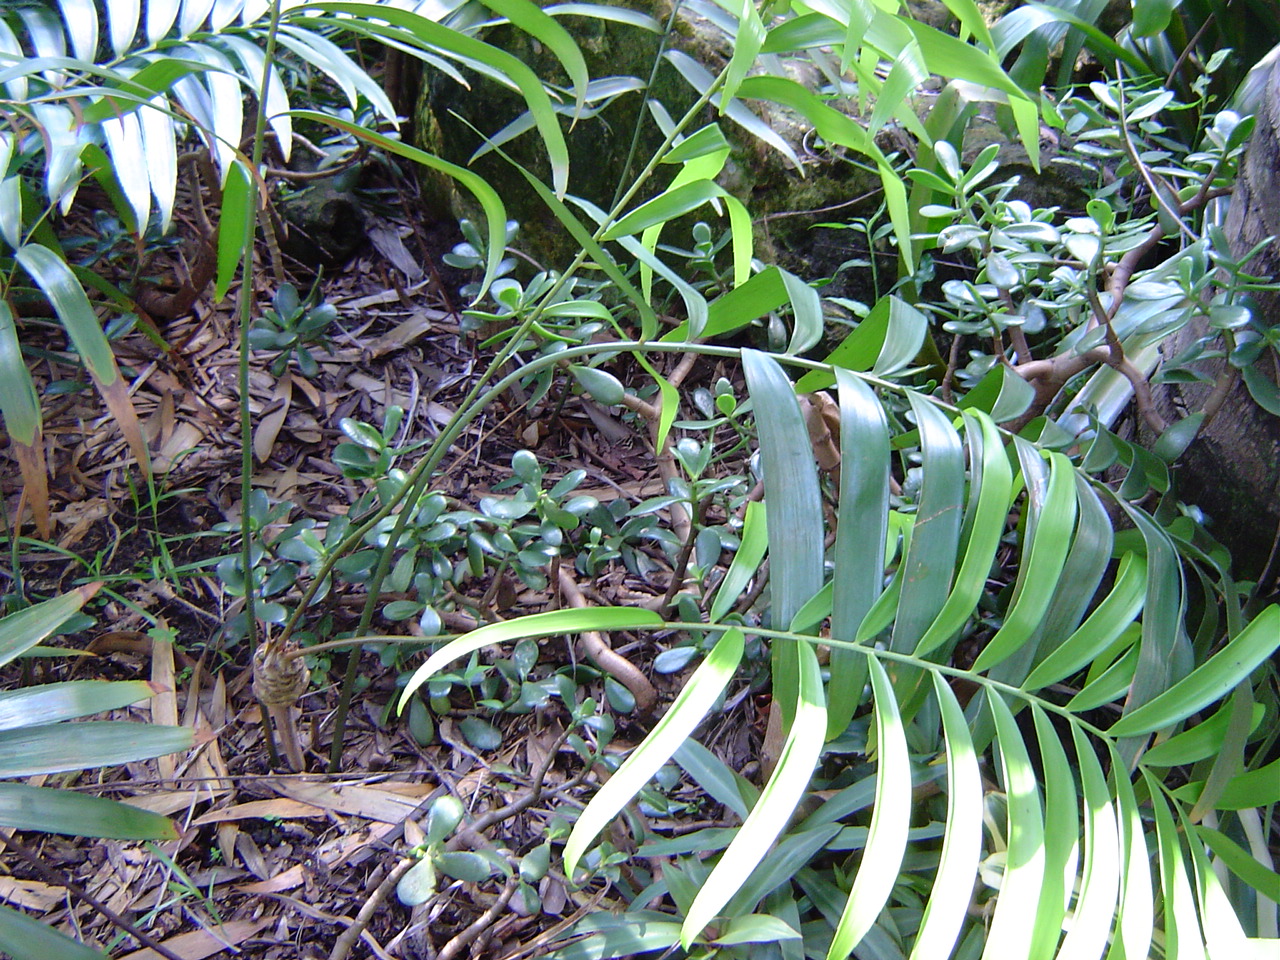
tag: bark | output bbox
[1157,49,1280,593]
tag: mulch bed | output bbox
[1,192,765,958]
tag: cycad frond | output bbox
[402,348,1280,958]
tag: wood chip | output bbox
[118,916,273,960]
[0,877,64,911]
[253,375,292,464]
[192,798,328,826]
[266,779,426,824]
[151,631,178,780]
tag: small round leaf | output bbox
[570,365,626,406]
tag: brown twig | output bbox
[1112,355,1168,434]
[328,858,417,960]
[734,555,771,616]
[621,393,689,542]
[445,724,587,854]
[1199,362,1240,429]
[659,496,709,612]
[0,834,188,960]
[495,886,611,960]
[435,877,519,960]
[941,333,964,404]
[1107,225,1165,319]
[1165,12,1218,88]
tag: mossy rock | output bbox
[411,0,880,278]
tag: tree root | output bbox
[557,565,658,716]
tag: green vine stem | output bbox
[238,0,284,762]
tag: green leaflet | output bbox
[1109,606,1280,738]
[983,691,1046,960]
[721,0,766,106]
[1029,705,1077,958]
[480,0,588,121]
[914,411,1012,658]
[793,295,928,394]
[710,500,768,624]
[827,370,889,737]
[1141,700,1266,767]
[215,160,254,301]
[660,267,789,343]
[825,657,911,960]
[1057,724,1119,960]
[311,2,571,197]
[1197,827,1280,903]
[0,901,105,960]
[1023,550,1147,690]
[0,721,194,778]
[293,114,510,305]
[907,675,982,960]
[1145,772,1207,959]
[398,607,663,711]
[14,244,119,388]
[743,350,824,728]
[972,451,1077,672]
[603,180,726,240]
[1109,741,1154,960]
[0,783,176,840]
[891,394,964,654]
[681,642,826,948]
[562,628,744,879]
[0,680,157,731]
[0,587,95,669]
[0,303,39,446]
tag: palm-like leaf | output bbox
[401,345,1280,957]
[0,0,586,523]
[0,589,191,956]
